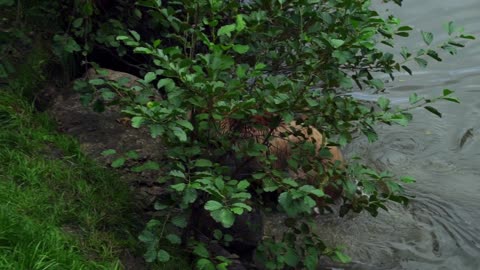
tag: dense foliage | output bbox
[1,0,474,269]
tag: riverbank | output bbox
[0,89,188,269]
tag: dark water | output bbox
[306,1,480,269]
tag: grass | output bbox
[0,90,137,269]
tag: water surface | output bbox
[316,1,480,269]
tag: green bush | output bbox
[55,0,475,269]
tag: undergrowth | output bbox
[0,90,136,269]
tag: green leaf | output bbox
[154,202,168,210]
[153,39,161,48]
[196,258,215,270]
[400,47,411,60]
[237,180,250,190]
[204,200,223,211]
[309,188,325,197]
[130,30,141,41]
[339,76,353,89]
[363,128,378,143]
[252,173,265,180]
[391,114,409,126]
[377,96,390,110]
[176,120,194,131]
[157,78,175,91]
[101,149,117,156]
[278,192,297,217]
[255,63,267,70]
[166,234,181,245]
[138,230,156,243]
[215,177,225,190]
[72,18,83,28]
[409,93,420,104]
[233,44,250,54]
[231,207,244,215]
[194,159,213,167]
[171,215,188,228]
[395,32,409,37]
[443,89,454,96]
[236,14,246,32]
[426,50,442,61]
[448,41,465,48]
[111,158,125,168]
[193,244,209,258]
[150,124,164,138]
[126,150,139,159]
[169,170,186,178]
[370,79,384,90]
[397,25,413,31]
[157,249,170,262]
[424,106,442,118]
[183,187,198,205]
[332,50,351,64]
[414,57,428,68]
[217,24,236,37]
[402,65,412,75]
[172,127,187,142]
[101,89,116,101]
[89,78,105,86]
[208,0,222,11]
[54,35,81,53]
[144,248,157,263]
[333,251,351,263]
[131,116,144,128]
[213,229,223,240]
[400,176,416,183]
[329,38,345,48]
[144,72,157,83]
[263,178,280,192]
[171,183,186,191]
[116,35,130,41]
[132,161,160,172]
[305,252,319,270]
[442,97,460,103]
[133,47,151,54]
[282,178,299,187]
[232,203,252,211]
[134,8,142,18]
[460,34,475,40]
[284,248,300,267]
[211,209,235,228]
[447,21,455,35]
[421,31,434,45]
[236,64,248,78]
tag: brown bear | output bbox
[219,115,344,204]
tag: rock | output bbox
[196,206,264,261]
[196,233,249,270]
[85,67,141,88]
[47,68,165,208]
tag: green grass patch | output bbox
[0,90,137,269]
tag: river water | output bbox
[311,1,480,269]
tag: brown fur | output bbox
[221,118,344,183]
[193,112,345,201]
[269,121,343,168]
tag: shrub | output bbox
[59,0,474,269]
